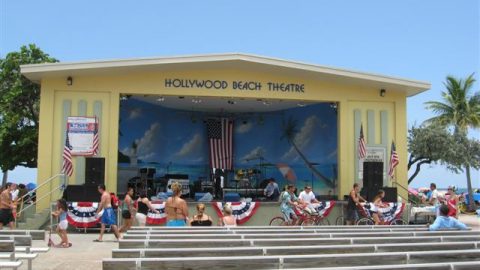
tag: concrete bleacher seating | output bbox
[0,230,47,270]
[104,225,480,270]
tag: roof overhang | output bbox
[20,53,430,97]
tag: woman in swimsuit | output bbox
[190,203,213,226]
[372,189,388,225]
[165,182,189,226]
[135,191,159,227]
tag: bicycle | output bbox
[269,206,316,226]
[355,203,407,225]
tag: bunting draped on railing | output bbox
[212,202,260,225]
[146,201,167,225]
[314,200,336,218]
[67,202,102,228]
[359,202,405,222]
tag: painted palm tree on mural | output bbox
[281,117,334,188]
[425,74,480,211]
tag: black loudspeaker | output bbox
[85,157,105,186]
[382,187,398,202]
[63,185,101,202]
[363,162,384,201]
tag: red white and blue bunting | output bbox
[314,200,336,218]
[359,202,405,222]
[212,202,260,225]
[146,201,167,225]
[67,202,102,228]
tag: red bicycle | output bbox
[269,206,317,226]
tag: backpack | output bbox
[110,193,119,209]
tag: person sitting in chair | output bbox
[264,178,280,201]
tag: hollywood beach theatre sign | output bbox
[164,78,306,93]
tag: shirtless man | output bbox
[95,184,120,242]
[0,183,15,229]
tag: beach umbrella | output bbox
[408,187,418,196]
[26,183,37,191]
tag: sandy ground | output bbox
[22,215,480,270]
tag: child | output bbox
[51,199,71,248]
[218,204,237,227]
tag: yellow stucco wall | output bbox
[36,68,408,210]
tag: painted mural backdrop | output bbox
[119,98,338,193]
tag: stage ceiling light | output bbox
[192,98,202,104]
[227,100,236,105]
[156,96,165,102]
[66,76,73,86]
[297,102,306,107]
[263,101,271,106]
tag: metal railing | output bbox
[15,173,66,227]
[391,180,418,206]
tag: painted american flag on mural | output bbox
[358,124,367,159]
[388,141,399,178]
[62,130,74,177]
[206,118,233,170]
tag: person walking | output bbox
[135,191,159,227]
[120,187,135,232]
[165,182,189,226]
[0,183,15,229]
[94,184,121,242]
[346,183,365,225]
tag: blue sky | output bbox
[1,0,479,188]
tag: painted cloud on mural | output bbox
[121,122,161,161]
[174,133,203,158]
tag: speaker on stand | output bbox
[362,161,384,201]
[85,157,105,186]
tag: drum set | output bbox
[234,168,262,188]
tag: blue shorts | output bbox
[101,208,117,225]
[166,219,186,227]
[282,209,297,222]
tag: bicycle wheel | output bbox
[356,217,374,225]
[335,216,345,225]
[299,217,316,226]
[391,218,407,225]
[269,216,287,226]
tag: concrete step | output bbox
[17,209,50,230]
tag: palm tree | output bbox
[425,74,480,211]
[281,117,334,188]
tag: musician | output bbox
[264,178,280,201]
[214,169,224,199]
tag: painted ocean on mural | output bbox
[118,97,338,193]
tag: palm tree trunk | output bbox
[289,139,334,188]
[465,165,475,211]
[1,170,8,187]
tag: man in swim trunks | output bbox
[95,184,121,242]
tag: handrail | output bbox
[15,173,66,226]
[391,180,418,206]
[18,173,65,203]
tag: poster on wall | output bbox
[67,116,99,156]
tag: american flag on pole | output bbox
[92,118,99,155]
[206,118,233,170]
[62,130,74,177]
[358,124,367,159]
[388,141,399,178]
